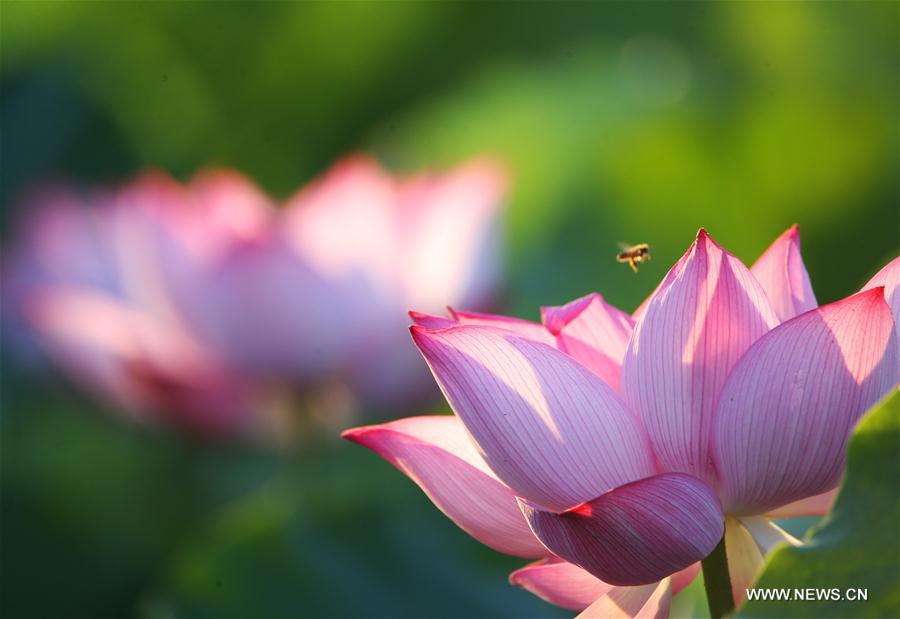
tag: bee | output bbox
[616,242,651,273]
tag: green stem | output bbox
[702,533,735,619]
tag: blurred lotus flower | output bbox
[345,227,898,616]
[3,156,506,438]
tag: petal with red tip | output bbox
[411,325,656,511]
[862,256,900,307]
[577,578,672,619]
[750,225,817,323]
[541,293,634,391]
[862,256,900,372]
[448,308,556,345]
[622,230,779,485]
[519,473,724,586]
[713,288,897,515]
[342,415,547,558]
[408,310,457,330]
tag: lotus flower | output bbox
[3,156,506,437]
[344,227,898,617]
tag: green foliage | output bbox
[739,390,900,618]
[2,2,898,306]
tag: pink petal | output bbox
[282,155,400,292]
[862,256,900,306]
[519,473,724,586]
[541,293,635,391]
[862,256,900,372]
[631,286,659,323]
[411,325,656,511]
[621,229,779,485]
[631,244,698,322]
[510,559,699,612]
[750,225,818,323]
[408,310,457,330]
[5,187,120,292]
[23,288,251,436]
[397,159,507,310]
[577,578,672,619]
[185,168,275,249]
[713,288,898,515]
[102,170,363,380]
[283,156,506,317]
[123,168,275,267]
[119,171,246,264]
[763,488,838,519]
[448,308,556,345]
[342,415,547,558]
[3,190,119,364]
[671,562,701,595]
[164,240,355,377]
[509,558,614,611]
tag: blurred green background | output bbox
[1,2,897,618]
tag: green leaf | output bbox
[739,389,900,618]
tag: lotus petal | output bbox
[862,256,900,372]
[541,293,634,391]
[713,288,897,515]
[342,415,547,557]
[408,310,457,330]
[449,308,556,345]
[576,578,672,619]
[519,472,723,586]
[622,229,778,485]
[510,559,699,612]
[509,558,614,611]
[398,159,507,309]
[764,489,838,519]
[24,288,250,436]
[750,225,817,322]
[411,325,656,511]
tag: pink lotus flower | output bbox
[344,227,898,617]
[3,156,506,437]
[2,182,255,437]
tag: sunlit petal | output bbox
[713,289,897,514]
[412,324,656,511]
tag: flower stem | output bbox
[701,533,735,619]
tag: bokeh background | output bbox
[1,2,897,618]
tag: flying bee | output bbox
[616,242,651,273]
